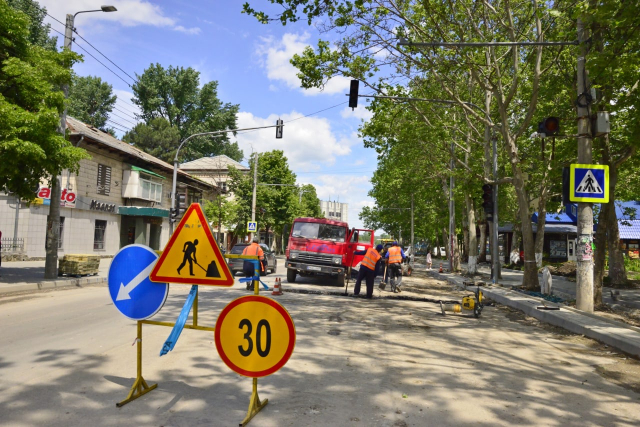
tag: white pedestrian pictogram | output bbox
[576,170,603,194]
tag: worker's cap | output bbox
[376,244,383,251]
[252,237,259,243]
[392,241,398,246]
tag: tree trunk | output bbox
[512,165,538,290]
[44,176,61,279]
[534,209,546,269]
[465,193,478,274]
[593,204,607,305]
[442,227,449,261]
[511,222,522,266]
[478,221,487,263]
[605,153,627,285]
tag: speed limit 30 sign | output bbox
[214,295,295,378]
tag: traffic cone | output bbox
[272,277,283,295]
[439,263,443,273]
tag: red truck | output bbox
[285,217,375,286]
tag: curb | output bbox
[426,269,640,358]
[0,276,107,295]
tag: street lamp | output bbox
[45,5,118,279]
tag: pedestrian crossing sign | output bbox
[570,164,609,203]
[150,203,234,286]
[247,221,257,232]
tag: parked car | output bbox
[227,243,277,276]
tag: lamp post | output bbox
[44,5,118,279]
[169,125,281,235]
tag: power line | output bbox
[106,119,130,132]
[112,106,139,121]
[48,27,133,87]
[109,111,138,126]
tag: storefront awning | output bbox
[131,165,166,180]
[118,206,169,217]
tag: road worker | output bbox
[353,244,384,298]
[242,237,265,290]
[385,241,406,292]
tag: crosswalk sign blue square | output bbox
[570,164,609,203]
[247,221,257,232]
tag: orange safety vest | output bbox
[361,247,381,271]
[387,246,402,264]
[243,243,265,271]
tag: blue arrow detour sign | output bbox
[108,244,169,320]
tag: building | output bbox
[320,200,348,223]
[0,117,215,259]
[179,155,250,250]
[615,201,640,259]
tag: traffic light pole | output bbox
[169,124,280,235]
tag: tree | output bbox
[7,0,57,50]
[0,0,86,200]
[67,74,117,130]
[298,184,322,217]
[123,118,181,163]
[131,63,243,162]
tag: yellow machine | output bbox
[440,283,484,318]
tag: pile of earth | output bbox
[543,262,577,277]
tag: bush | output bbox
[624,257,640,273]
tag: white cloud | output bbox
[340,106,373,121]
[257,33,351,96]
[236,111,355,171]
[174,25,201,35]
[312,175,373,227]
[40,0,198,34]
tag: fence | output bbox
[1,237,24,253]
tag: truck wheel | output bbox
[287,269,297,283]
[335,274,345,287]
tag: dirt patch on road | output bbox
[595,360,640,394]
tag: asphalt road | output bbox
[1,260,639,426]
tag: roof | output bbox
[532,211,575,224]
[614,201,640,221]
[619,220,640,240]
[66,117,214,190]
[180,155,250,171]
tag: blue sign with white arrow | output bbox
[108,244,169,320]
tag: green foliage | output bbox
[7,0,57,50]
[68,74,117,130]
[123,117,181,163]
[298,183,322,217]
[204,196,240,233]
[131,63,243,162]
[0,0,87,200]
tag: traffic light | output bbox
[482,184,494,216]
[537,117,560,137]
[275,118,283,139]
[170,208,178,220]
[348,80,359,110]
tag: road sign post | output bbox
[215,293,295,426]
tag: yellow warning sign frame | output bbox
[150,203,234,286]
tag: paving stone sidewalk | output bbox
[423,261,640,358]
[0,259,109,294]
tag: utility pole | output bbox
[251,153,258,242]
[449,140,455,272]
[410,193,414,256]
[576,18,594,312]
[492,135,501,282]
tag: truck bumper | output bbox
[286,260,344,276]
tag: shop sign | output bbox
[90,199,117,213]
[144,217,164,225]
[36,187,76,208]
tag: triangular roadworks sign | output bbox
[575,170,603,194]
[150,203,234,286]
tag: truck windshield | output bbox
[291,222,346,242]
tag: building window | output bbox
[94,220,107,250]
[97,164,112,195]
[140,174,162,203]
[58,217,65,249]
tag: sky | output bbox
[40,0,379,229]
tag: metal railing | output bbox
[1,237,24,252]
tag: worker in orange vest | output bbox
[353,244,384,298]
[385,241,406,293]
[242,237,265,290]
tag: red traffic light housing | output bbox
[482,184,494,215]
[537,117,560,137]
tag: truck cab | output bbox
[285,217,374,286]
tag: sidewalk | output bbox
[425,262,640,358]
[0,259,109,295]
